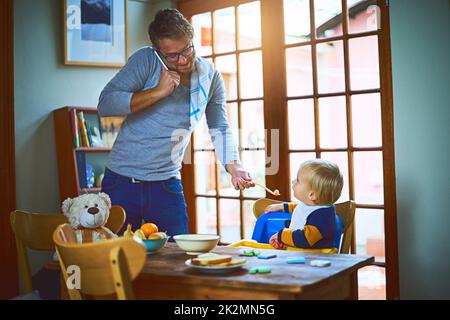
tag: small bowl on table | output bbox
[135,236,168,254]
[173,234,220,255]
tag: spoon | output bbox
[253,182,280,196]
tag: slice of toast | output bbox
[191,253,232,266]
[213,258,247,267]
[227,258,246,266]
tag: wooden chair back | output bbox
[105,206,126,234]
[334,201,356,254]
[9,205,126,294]
[53,223,146,300]
[252,198,356,254]
[10,211,67,293]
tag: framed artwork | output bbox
[64,0,128,67]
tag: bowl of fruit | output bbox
[124,223,168,254]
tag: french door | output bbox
[179,0,398,299]
[0,0,18,298]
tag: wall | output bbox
[390,0,450,299]
[13,0,158,278]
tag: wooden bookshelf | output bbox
[53,106,123,203]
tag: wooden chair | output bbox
[253,198,356,254]
[53,223,146,300]
[104,205,127,234]
[9,205,126,295]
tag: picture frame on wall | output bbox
[64,0,128,67]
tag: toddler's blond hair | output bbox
[300,159,344,205]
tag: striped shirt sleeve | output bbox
[277,208,336,248]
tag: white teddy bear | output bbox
[61,192,117,243]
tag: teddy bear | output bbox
[61,192,118,243]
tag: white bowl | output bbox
[173,234,220,255]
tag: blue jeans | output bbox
[101,168,189,238]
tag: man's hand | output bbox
[130,66,181,113]
[270,233,286,250]
[155,66,180,98]
[226,162,255,190]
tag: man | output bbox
[98,9,254,236]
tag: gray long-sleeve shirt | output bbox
[97,47,239,181]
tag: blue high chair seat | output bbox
[251,211,343,249]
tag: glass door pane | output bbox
[288,99,315,150]
[240,100,265,149]
[349,36,380,90]
[219,199,240,243]
[239,50,263,98]
[355,208,385,262]
[286,46,313,97]
[354,151,384,205]
[214,7,235,53]
[318,96,347,148]
[215,54,238,101]
[351,93,382,147]
[243,200,257,239]
[356,208,386,300]
[348,0,380,34]
[194,151,216,196]
[314,0,343,39]
[196,197,217,234]
[316,40,345,93]
[238,1,261,50]
[284,0,311,44]
[192,12,212,56]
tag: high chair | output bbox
[10,206,127,296]
[53,223,146,300]
[230,199,356,254]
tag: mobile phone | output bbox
[153,50,169,71]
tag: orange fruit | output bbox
[147,233,162,240]
[140,223,158,237]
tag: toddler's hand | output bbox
[270,233,286,250]
[265,204,283,213]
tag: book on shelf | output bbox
[70,109,79,148]
[81,112,91,147]
[84,118,93,147]
[76,152,87,189]
[76,112,85,147]
[76,111,91,148]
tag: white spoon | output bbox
[253,182,280,196]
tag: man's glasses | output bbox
[159,44,195,63]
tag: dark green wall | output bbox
[390,0,450,299]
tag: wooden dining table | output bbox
[133,243,374,300]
